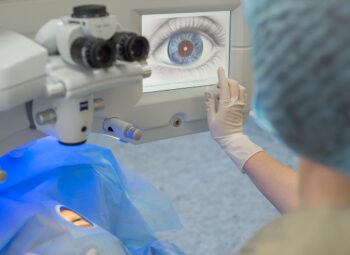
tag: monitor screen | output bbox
[142,11,231,92]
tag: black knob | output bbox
[72,5,108,18]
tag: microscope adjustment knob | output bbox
[125,126,142,141]
[93,98,105,111]
[72,5,108,18]
[36,109,57,125]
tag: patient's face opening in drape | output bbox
[59,207,93,228]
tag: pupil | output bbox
[178,40,194,57]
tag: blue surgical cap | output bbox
[244,0,350,174]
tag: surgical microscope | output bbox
[0,5,153,182]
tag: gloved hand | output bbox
[205,67,263,172]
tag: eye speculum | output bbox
[167,32,203,65]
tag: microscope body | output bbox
[0,5,150,146]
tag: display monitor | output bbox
[142,11,231,92]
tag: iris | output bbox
[167,32,203,65]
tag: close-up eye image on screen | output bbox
[142,11,231,92]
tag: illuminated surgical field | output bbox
[142,11,231,92]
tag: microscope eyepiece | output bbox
[71,37,116,69]
[112,32,150,62]
[72,5,109,18]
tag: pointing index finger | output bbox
[217,67,230,100]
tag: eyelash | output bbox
[150,16,226,54]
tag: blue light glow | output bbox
[0,137,184,254]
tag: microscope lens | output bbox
[96,44,114,64]
[71,37,116,68]
[130,36,150,60]
[112,32,150,62]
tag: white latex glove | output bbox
[205,67,263,172]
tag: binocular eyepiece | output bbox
[112,32,150,62]
[71,37,115,69]
[67,5,150,69]
[70,33,150,69]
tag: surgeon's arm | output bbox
[205,68,299,214]
[244,152,299,213]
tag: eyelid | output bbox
[150,16,226,52]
